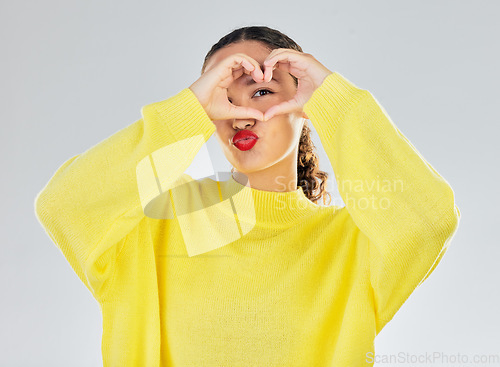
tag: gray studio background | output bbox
[1,0,499,366]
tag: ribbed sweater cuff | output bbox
[143,87,216,142]
[303,72,369,140]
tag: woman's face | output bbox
[203,40,307,176]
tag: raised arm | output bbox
[303,72,461,334]
[34,88,216,303]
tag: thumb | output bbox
[231,106,264,121]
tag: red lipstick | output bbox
[232,130,259,151]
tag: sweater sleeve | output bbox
[34,87,216,303]
[303,72,461,334]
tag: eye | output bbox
[228,89,274,104]
[253,89,274,98]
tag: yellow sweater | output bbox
[34,72,460,366]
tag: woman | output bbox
[35,25,460,366]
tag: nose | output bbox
[232,118,255,130]
[228,92,258,130]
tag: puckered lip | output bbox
[232,130,259,144]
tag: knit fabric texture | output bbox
[35,72,460,366]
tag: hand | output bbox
[260,49,334,121]
[189,53,266,122]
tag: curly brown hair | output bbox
[201,25,332,206]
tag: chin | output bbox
[232,163,264,175]
[227,145,283,174]
[233,157,279,175]
[231,159,265,174]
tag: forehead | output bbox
[205,41,272,72]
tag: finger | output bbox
[263,100,298,121]
[264,48,289,63]
[231,55,264,83]
[237,53,265,82]
[274,61,291,74]
[263,59,288,83]
[263,64,277,84]
[232,67,245,81]
[263,61,294,83]
[241,64,263,83]
[236,58,255,78]
[262,50,286,83]
[264,48,301,67]
[263,50,306,82]
[231,105,264,121]
[224,56,254,79]
[236,55,263,80]
[253,66,265,83]
[247,60,264,82]
[218,56,253,88]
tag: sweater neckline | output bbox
[216,175,321,226]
